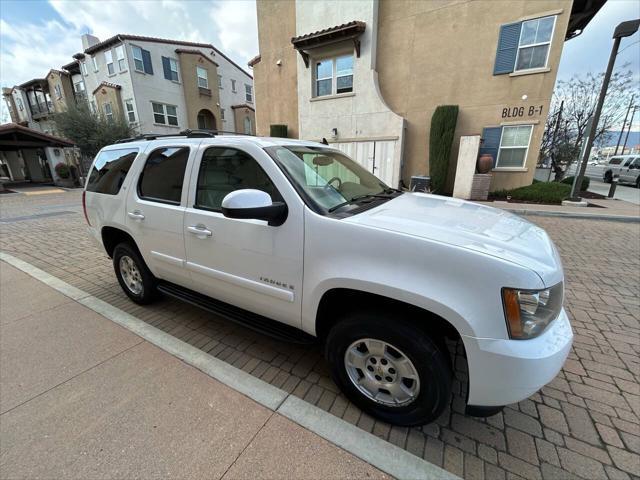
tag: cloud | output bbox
[0,0,258,123]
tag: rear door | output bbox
[125,143,197,287]
[620,157,639,183]
[183,142,304,328]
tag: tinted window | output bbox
[623,158,633,167]
[138,147,189,204]
[86,148,138,195]
[609,157,622,165]
[195,147,281,211]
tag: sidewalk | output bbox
[0,261,388,479]
[478,197,639,221]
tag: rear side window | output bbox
[86,148,138,195]
[138,147,189,204]
[623,158,633,167]
[609,157,622,165]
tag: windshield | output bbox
[265,145,388,212]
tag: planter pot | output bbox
[477,154,494,174]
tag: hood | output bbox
[344,193,563,286]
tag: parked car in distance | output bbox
[83,130,572,426]
[603,155,640,187]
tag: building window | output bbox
[116,45,126,72]
[231,79,237,92]
[73,81,85,93]
[92,56,99,72]
[244,116,252,134]
[132,45,153,74]
[220,108,225,120]
[125,99,136,123]
[197,67,209,88]
[16,98,23,111]
[53,84,62,99]
[217,74,222,89]
[496,125,533,168]
[104,102,113,121]
[515,16,555,71]
[81,62,88,76]
[314,54,353,97]
[161,57,179,82]
[245,84,253,102]
[152,102,178,126]
[105,50,115,75]
[90,100,97,113]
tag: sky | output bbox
[0,0,639,128]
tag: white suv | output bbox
[83,131,572,426]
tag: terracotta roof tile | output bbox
[92,81,122,95]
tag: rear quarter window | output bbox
[86,148,139,195]
[609,157,623,165]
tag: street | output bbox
[0,188,638,480]
[564,164,640,205]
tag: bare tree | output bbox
[540,65,637,180]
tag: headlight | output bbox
[502,282,564,339]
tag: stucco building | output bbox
[3,33,256,137]
[249,0,603,191]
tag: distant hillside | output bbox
[600,131,640,148]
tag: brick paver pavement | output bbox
[1,189,638,480]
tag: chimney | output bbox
[81,34,100,50]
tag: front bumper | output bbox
[462,308,573,407]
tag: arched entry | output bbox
[197,109,216,131]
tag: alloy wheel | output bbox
[119,255,143,295]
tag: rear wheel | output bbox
[113,242,158,304]
[325,312,452,426]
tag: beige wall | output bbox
[94,86,123,120]
[232,106,256,135]
[376,0,571,191]
[253,0,299,138]
[46,71,74,114]
[177,52,221,130]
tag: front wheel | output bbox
[113,242,158,304]
[325,312,452,426]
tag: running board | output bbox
[157,282,316,345]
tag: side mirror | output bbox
[221,189,287,226]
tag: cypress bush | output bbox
[270,124,288,138]
[429,105,459,194]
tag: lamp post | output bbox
[569,19,640,202]
[621,106,638,154]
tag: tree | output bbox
[429,105,458,194]
[53,102,133,162]
[539,65,637,180]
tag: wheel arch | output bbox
[101,225,140,258]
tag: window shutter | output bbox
[162,56,171,80]
[493,22,521,75]
[142,49,153,74]
[479,127,502,167]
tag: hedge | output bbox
[561,175,590,191]
[428,105,458,194]
[492,182,571,204]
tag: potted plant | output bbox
[54,162,74,187]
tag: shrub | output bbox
[492,182,571,204]
[54,162,70,179]
[429,105,459,194]
[561,175,590,191]
[270,124,288,138]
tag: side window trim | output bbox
[136,145,191,206]
[192,145,285,213]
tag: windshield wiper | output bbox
[328,192,399,213]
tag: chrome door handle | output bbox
[127,211,145,220]
[187,225,212,237]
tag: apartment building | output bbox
[3,33,256,137]
[250,0,603,191]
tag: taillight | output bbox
[82,190,91,226]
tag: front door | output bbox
[619,157,639,183]
[183,144,304,327]
[125,144,194,287]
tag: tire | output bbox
[113,242,158,305]
[604,171,612,183]
[325,312,452,426]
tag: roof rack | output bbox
[114,128,256,144]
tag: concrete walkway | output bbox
[0,261,388,479]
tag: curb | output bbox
[0,251,460,480]
[505,209,640,223]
